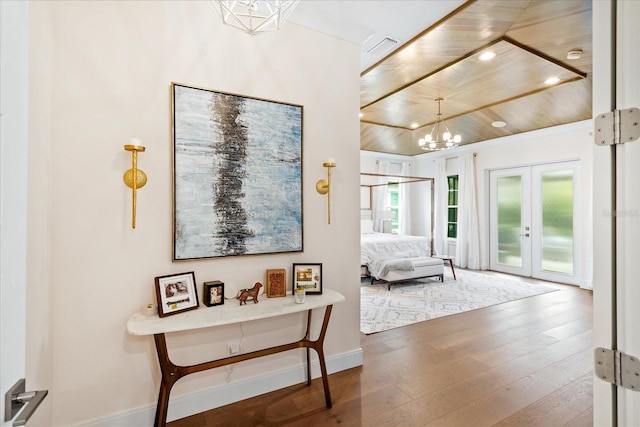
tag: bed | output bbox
[361,219,444,289]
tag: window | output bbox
[388,181,399,233]
[447,175,458,238]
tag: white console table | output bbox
[127,289,345,427]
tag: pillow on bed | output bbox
[361,219,375,234]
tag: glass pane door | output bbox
[541,170,574,273]
[490,167,531,276]
[497,175,523,267]
[490,162,581,285]
[532,162,580,284]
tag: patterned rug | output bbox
[360,269,560,334]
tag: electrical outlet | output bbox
[227,343,241,356]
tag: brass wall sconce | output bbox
[123,140,147,229]
[315,158,336,224]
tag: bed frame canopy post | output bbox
[360,172,435,255]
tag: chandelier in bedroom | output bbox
[210,0,300,35]
[418,97,462,151]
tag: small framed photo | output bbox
[266,269,286,298]
[203,281,225,307]
[154,271,199,317]
[292,263,322,295]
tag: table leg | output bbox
[153,334,180,427]
[448,259,456,280]
[305,310,312,386]
[154,381,171,427]
[149,304,336,425]
[313,305,333,408]
[303,306,333,407]
[306,348,311,385]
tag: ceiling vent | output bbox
[364,36,400,57]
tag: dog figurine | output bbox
[237,282,262,305]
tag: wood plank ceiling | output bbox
[360,0,592,156]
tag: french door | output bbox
[489,167,532,276]
[489,161,581,285]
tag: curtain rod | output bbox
[363,179,432,188]
[376,160,410,164]
[438,152,477,161]
[361,172,434,180]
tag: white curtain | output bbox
[456,153,480,269]
[398,162,411,235]
[372,160,389,232]
[434,158,448,255]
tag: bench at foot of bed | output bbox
[371,256,445,290]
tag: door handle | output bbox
[520,233,530,237]
[4,378,48,426]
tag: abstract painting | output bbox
[172,83,303,260]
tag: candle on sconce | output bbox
[130,137,143,146]
[325,157,336,166]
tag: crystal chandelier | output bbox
[418,97,462,151]
[211,0,300,35]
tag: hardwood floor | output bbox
[168,271,593,427]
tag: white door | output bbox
[0,2,47,426]
[530,161,581,285]
[593,1,640,425]
[489,162,581,285]
[489,167,532,276]
[615,1,640,422]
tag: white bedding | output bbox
[361,232,431,266]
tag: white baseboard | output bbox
[82,348,363,427]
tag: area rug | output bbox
[360,269,560,334]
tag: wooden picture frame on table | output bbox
[154,271,199,317]
[292,263,323,295]
[266,269,286,298]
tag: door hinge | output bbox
[594,107,640,146]
[595,347,640,391]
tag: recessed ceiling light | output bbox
[545,77,560,85]
[567,49,583,60]
[410,123,419,129]
[492,120,507,128]
[479,51,496,61]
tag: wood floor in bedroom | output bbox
[168,270,593,427]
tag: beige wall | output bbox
[27,1,361,425]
